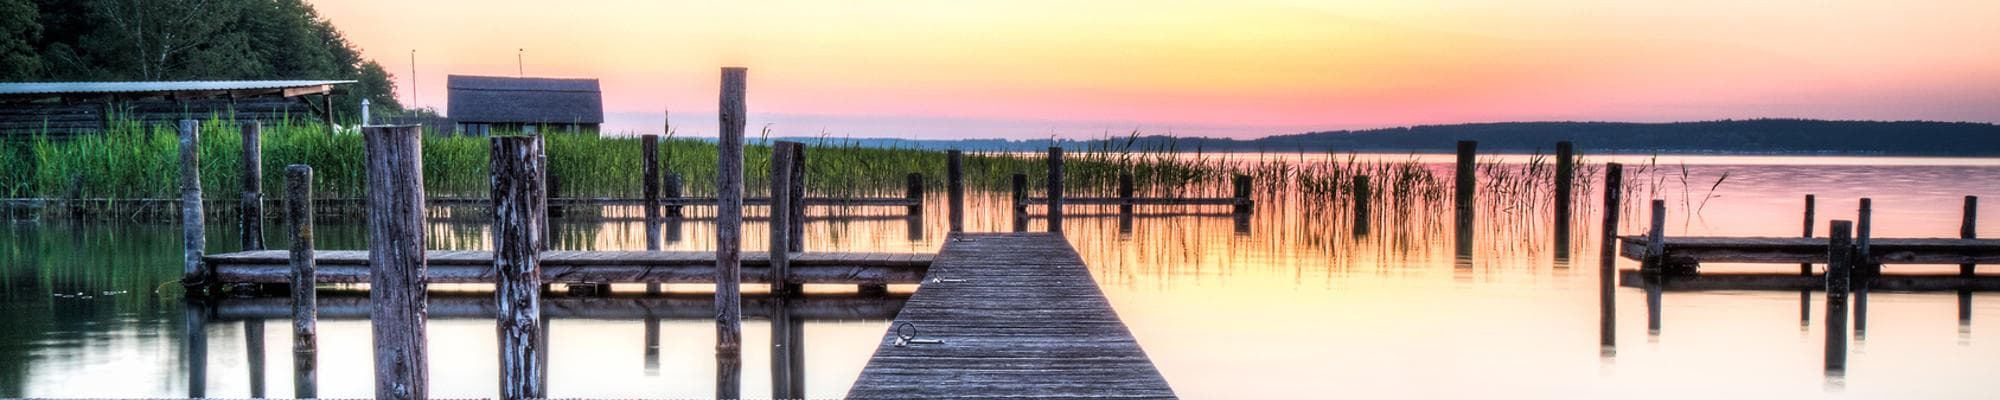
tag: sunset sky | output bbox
[310,0,2000,138]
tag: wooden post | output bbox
[1855,198,1873,337]
[364,125,428,400]
[1643,199,1667,274]
[1352,175,1371,237]
[1801,194,1815,325]
[905,172,924,217]
[1047,147,1064,233]
[1232,174,1252,214]
[1964,196,1979,276]
[1597,163,1623,350]
[321,94,335,135]
[284,165,318,399]
[1825,220,1854,372]
[1454,140,1477,258]
[1554,141,1573,260]
[1118,173,1135,215]
[664,173,684,218]
[715,67,747,400]
[770,141,796,296]
[1012,173,1028,232]
[246,320,266,398]
[948,150,964,233]
[788,143,806,253]
[241,121,265,251]
[180,120,207,291]
[643,134,661,251]
[492,136,546,399]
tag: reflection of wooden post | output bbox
[1597,163,1622,350]
[1454,140,1477,258]
[770,141,796,296]
[769,296,795,400]
[714,67,748,400]
[241,121,265,251]
[492,136,546,399]
[284,165,318,399]
[948,150,964,232]
[1047,147,1064,233]
[1825,220,1854,372]
[246,320,266,398]
[1352,175,1371,237]
[180,120,207,291]
[364,125,428,400]
[185,300,209,398]
[1012,173,1028,232]
[643,316,660,376]
[905,172,924,217]
[1964,196,1979,277]
[1553,141,1573,259]
[644,134,661,251]
[1643,200,1666,274]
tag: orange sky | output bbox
[311,0,2000,138]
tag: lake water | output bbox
[3,154,1998,398]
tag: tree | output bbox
[0,0,43,80]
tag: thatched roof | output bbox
[447,75,603,124]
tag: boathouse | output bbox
[446,75,603,136]
[0,80,352,137]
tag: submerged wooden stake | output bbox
[364,125,428,400]
[1644,199,1667,274]
[1965,196,1979,277]
[1352,175,1371,237]
[284,165,318,399]
[1598,163,1623,350]
[180,120,207,291]
[1454,140,1477,259]
[715,67,748,400]
[1825,220,1854,372]
[1232,174,1252,214]
[1554,141,1573,259]
[492,136,546,399]
[241,121,266,251]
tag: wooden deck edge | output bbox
[1616,269,2000,291]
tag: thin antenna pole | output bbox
[409,50,418,109]
[517,49,524,77]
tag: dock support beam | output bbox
[364,125,429,400]
[1454,140,1477,260]
[1047,147,1064,233]
[493,136,546,399]
[241,121,265,252]
[1598,163,1623,352]
[1554,141,1573,259]
[770,141,797,296]
[714,67,748,400]
[1825,220,1854,373]
[1352,175,1370,237]
[180,120,208,291]
[947,150,964,233]
[284,165,318,399]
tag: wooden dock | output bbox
[204,250,931,285]
[1614,236,2000,291]
[846,233,1176,399]
[204,292,907,321]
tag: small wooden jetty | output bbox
[204,250,931,285]
[846,233,1176,399]
[1614,195,1992,291]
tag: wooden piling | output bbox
[715,67,747,400]
[770,141,796,296]
[1232,174,1252,214]
[1965,196,1979,276]
[664,173,684,218]
[1554,141,1573,259]
[1454,140,1477,258]
[1855,198,1873,336]
[788,143,807,253]
[1012,173,1028,232]
[1598,163,1623,350]
[644,134,661,251]
[246,319,266,398]
[492,136,546,399]
[1118,173,1135,215]
[905,172,924,217]
[1643,199,1667,274]
[284,165,318,399]
[1802,195,1816,275]
[1353,175,1371,237]
[948,150,964,232]
[363,125,429,400]
[1047,147,1065,233]
[1825,220,1854,372]
[180,120,207,290]
[241,121,266,251]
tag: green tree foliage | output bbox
[17,0,399,115]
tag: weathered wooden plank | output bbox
[847,233,1175,399]
[1617,269,2000,291]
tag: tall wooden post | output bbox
[1801,194,1816,325]
[492,136,546,399]
[714,67,748,400]
[770,141,796,296]
[1232,174,1252,214]
[1012,173,1028,232]
[1454,140,1478,259]
[1643,199,1667,274]
[947,150,964,233]
[905,172,924,217]
[664,173,684,218]
[1553,141,1574,259]
[1047,147,1064,233]
[1855,198,1873,337]
[1964,196,1979,276]
[1117,173,1135,215]
[241,121,265,251]
[788,143,806,253]
[1825,220,1854,372]
[284,165,318,399]
[321,94,336,135]
[643,134,661,251]
[364,125,428,400]
[1598,163,1623,350]
[1352,175,1371,237]
[180,120,207,291]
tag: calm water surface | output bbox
[3,154,1998,398]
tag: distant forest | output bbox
[800,120,2000,156]
[0,0,401,114]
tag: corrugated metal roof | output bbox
[447,75,604,124]
[447,75,599,92]
[0,80,355,95]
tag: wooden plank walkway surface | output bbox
[846,233,1175,399]
[206,250,931,284]
[1617,236,2000,265]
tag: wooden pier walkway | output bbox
[204,250,931,285]
[846,233,1176,399]
[1615,236,2000,291]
